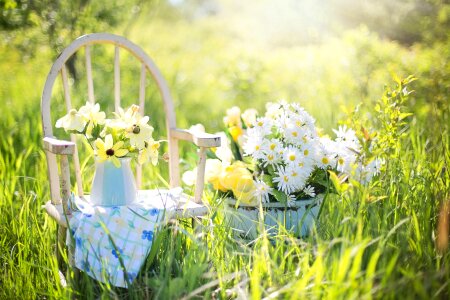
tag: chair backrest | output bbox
[41,33,181,203]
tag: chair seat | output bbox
[43,190,208,227]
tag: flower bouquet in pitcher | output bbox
[56,102,161,206]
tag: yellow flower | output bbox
[205,159,227,192]
[229,126,243,142]
[138,139,160,165]
[94,134,129,167]
[219,162,256,204]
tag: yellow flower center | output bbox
[338,158,344,165]
[289,154,296,161]
[322,157,329,164]
[304,149,309,156]
[283,175,289,182]
[255,145,260,151]
[292,131,298,137]
[257,121,263,126]
[268,154,274,161]
[298,162,304,167]
[270,143,276,150]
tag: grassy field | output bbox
[1,4,449,299]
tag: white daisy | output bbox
[251,117,272,135]
[253,180,273,203]
[242,133,266,159]
[286,194,297,207]
[303,185,316,197]
[273,166,297,194]
[283,145,302,167]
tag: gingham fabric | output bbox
[68,188,182,288]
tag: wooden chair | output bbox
[41,33,220,280]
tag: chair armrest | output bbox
[43,137,75,155]
[170,128,221,148]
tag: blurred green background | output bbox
[1,0,449,298]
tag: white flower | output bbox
[299,142,317,160]
[286,194,297,207]
[251,117,272,135]
[283,146,302,166]
[303,185,316,197]
[333,125,360,150]
[125,117,154,150]
[111,104,140,129]
[78,102,106,137]
[265,102,283,120]
[182,169,197,186]
[242,132,266,159]
[242,108,258,128]
[138,139,160,165]
[223,106,242,127]
[215,132,233,166]
[273,165,306,194]
[55,109,86,132]
[253,180,272,203]
[188,123,205,135]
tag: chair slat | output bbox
[61,65,84,196]
[135,63,147,188]
[85,45,95,103]
[61,65,72,109]
[114,46,120,112]
[139,63,146,111]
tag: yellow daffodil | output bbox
[94,134,129,167]
[138,139,160,165]
[204,159,228,192]
[223,106,242,127]
[229,125,243,142]
[218,161,256,204]
[55,109,86,132]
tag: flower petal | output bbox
[105,134,113,149]
[115,149,129,157]
[112,141,124,151]
[94,139,105,152]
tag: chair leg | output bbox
[56,225,67,270]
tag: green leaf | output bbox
[271,189,287,204]
[328,171,342,194]
[399,112,413,121]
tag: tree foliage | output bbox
[1,0,146,56]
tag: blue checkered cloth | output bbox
[68,188,182,288]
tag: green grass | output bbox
[0,13,449,300]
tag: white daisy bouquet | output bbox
[55,102,160,167]
[184,101,382,206]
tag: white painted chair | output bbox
[41,33,220,275]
